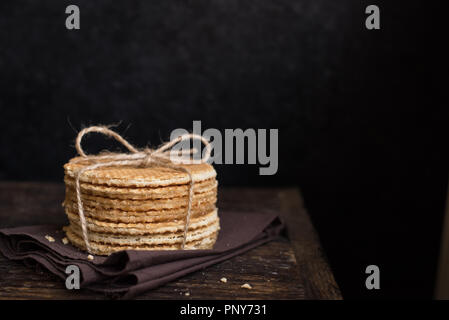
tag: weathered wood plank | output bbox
[279,189,342,299]
[0,241,302,300]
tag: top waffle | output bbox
[64,156,217,187]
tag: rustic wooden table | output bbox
[0,182,341,300]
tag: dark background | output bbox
[0,1,448,299]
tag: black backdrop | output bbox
[1,1,448,299]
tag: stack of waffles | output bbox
[62,157,219,255]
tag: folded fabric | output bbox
[0,209,285,299]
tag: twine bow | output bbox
[71,126,212,254]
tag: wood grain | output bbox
[435,186,449,299]
[0,182,341,299]
[279,189,341,299]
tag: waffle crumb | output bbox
[45,235,55,242]
[241,283,252,290]
[87,254,94,260]
[62,237,69,245]
[220,277,227,283]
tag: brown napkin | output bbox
[0,209,285,299]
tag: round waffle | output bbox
[64,227,219,255]
[64,202,216,222]
[64,189,217,211]
[64,201,216,223]
[66,216,219,246]
[66,209,219,235]
[64,158,216,187]
[64,176,218,200]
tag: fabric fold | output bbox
[0,209,285,299]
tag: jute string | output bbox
[71,126,212,254]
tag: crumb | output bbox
[87,254,94,261]
[62,237,69,245]
[45,235,55,242]
[220,277,227,283]
[241,283,252,290]
[185,292,190,296]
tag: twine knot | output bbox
[71,126,212,254]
